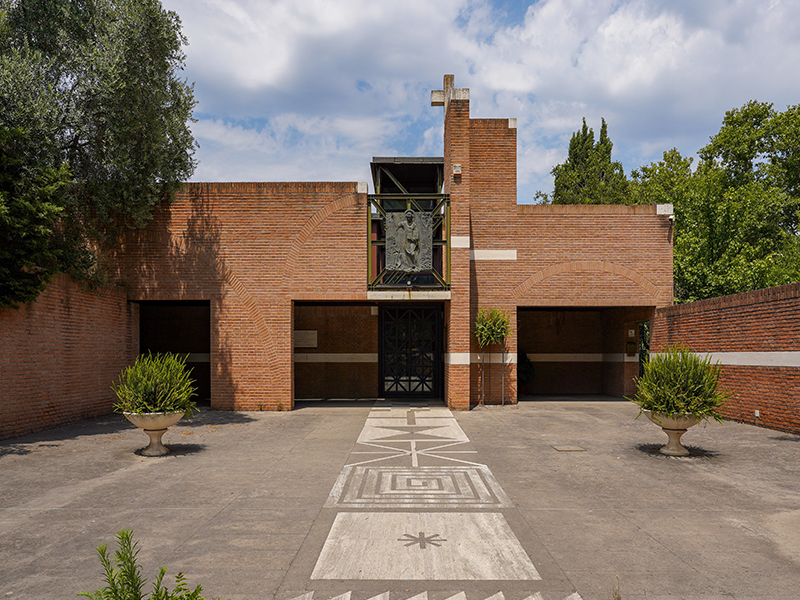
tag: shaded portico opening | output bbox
[138,300,211,405]
[293,302,445,402]
[293,302,379,400]
[517,307,653,399]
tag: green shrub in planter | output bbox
[112,352,198,417]
[628,345,729,423]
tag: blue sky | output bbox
[162,0,800,203]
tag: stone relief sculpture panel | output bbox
[385,210,433,273]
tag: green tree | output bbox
[630,148,693,207]
[676,101,800,301]
[630,102,800,302]
[0,125,72,307]
[548,118,630,204]
[0,0,197,307]
[673,163,800,302]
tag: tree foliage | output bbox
[0,0,197,307]
[630,102,800,301]
[547,118,629,205]
[473,308,511,348]
[0,125,71,307]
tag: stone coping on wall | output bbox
[657,282,800,317]
[516,204,669,216]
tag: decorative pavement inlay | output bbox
[398,531,447,549]
[310,512,542,580]
[311,405,543,583]
[325,465,513,508]
[283,592,583,600]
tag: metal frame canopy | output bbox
[368,157,450,290]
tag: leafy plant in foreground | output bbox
[112,352,198,417]
[628,345,729,423]
[80,529,212,600]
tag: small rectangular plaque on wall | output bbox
[294,330,318,348]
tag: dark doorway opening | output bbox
[379,305,443,399]
[138,301,211,406]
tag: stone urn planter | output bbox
[628,345,730,457]
[644,411,699,456]
[123,412,186,456]
[112,352,198,457]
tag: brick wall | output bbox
[651,283,800,434]
[447,79,672,404]
[0,274,138,440]
[110,182,367,411]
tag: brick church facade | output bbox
[107,75,674,410]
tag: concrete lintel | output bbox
[367,291,451,301]
[652,351,800,368]
[527,353,638,363]
[294,353,378,363]
[445,353,471,365]
[446,353,517,364]
[451,236,471,249]
[470,249,517,261]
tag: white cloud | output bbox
[163,0,800,202]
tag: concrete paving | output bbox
[1,397,800,600]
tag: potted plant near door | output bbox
[112,352,199,456]
[474,308,512,406]
[628,345,729,456]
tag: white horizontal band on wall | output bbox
[470,249,517,261]
[445,352,471,365]
[185,353,210,363]
[474,353,517,364]
[666,352,800,368]
[451,236,471,248]
[367,291,451,300]
[527,353,639,363]
[444,353,517,364]
[294,353,378,363]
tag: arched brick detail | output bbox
[512,260,662,301]
[138,230,279,378]
[281,190,362,290]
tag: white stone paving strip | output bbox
[312,405,544,583]
[357,409,469,445]
[311,512,541,580]
[287,592,582,600]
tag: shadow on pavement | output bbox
[0,407,256,459]
[133,443,207,457]
[178,408,257,427]
[635,442,721,459]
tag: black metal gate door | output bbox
[380,306,442,398]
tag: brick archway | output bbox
[512,260,663,302]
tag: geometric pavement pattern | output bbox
[285,592,583,600]
[311,405,548,583]
[325,465,513,508]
